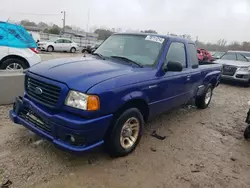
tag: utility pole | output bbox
[61,11,66,33]
[86,8,90,46]
[86,8,90,33]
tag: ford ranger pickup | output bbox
[9,33,222,157]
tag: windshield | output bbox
[221,52,236,60]
[214,52,225,57]
[94,34,165,66]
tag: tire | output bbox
[47,46,54,52]
[243,80,250,87]
[244,125,250,140]
[0,58,28,70]
[70,47,76,53]
[106,108,144,157]
[195,84,213,109]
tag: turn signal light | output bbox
[87,95,100,111]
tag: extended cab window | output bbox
[166,42,186,68]
[188,43,199,68]
[94,34,165,66]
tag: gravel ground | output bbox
[1,83,250,188]
[39,51,84,61]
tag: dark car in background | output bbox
[82,42,102,54]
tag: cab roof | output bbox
[113,32,194,44]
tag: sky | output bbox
[1,0,250,43]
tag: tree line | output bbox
[196,39,250,52]
[20,20,250,51]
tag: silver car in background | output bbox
[215,51,250,84]
[38,38,79,53]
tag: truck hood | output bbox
[28,56,133,92]
[215,59,250,67]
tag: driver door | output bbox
[149,41,190,116]
[54,39,64,51]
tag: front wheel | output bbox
[244,125,250,140]
[47,46,54,52]
[195,84,213,109]
[106,108,144,157]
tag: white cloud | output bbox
[0,0,250,43]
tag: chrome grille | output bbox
[25,76,61,107]
[222,65,237,76]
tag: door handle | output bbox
[186,75,191,81]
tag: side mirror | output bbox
[54,41,57,43]
[163,61,183,72]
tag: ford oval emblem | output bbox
[35,87,43,95]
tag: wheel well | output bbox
[114,99,149,122]
[104,99,149,142]
[210,78,217,88]
[0,55,29,68]
[48,45,54,49]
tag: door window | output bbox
[237,53,248,62]
[188,43,199,68]
[56,39,64,43]
[63,39,72,43]
[166,42,187,68]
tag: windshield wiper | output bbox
[110,56,143,68]
[92,53,105,60]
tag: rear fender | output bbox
[197,71,220,96]
[203,70,221,86]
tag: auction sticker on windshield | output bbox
[145,35,164,44]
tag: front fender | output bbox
[115,91,149,111]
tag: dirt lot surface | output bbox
[1,53,250,188]
[0,83,250,188]
[39,52,83,61]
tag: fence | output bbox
[40,32,99,47]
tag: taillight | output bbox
[30,48,39,54]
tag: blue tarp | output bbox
[0,21,37,48]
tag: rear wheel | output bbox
[0,58,28,70]
[106,108,144,157]
[244,125,250,140]
[195,84,213,109]
[70,47,76,53]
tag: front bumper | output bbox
[37,47,46,51]
[221,70,250,83]
[9,97,113,152]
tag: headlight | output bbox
[239,67,250,71]
[65,90,100,111]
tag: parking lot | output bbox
[1,53,250,188]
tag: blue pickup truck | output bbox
[10,33,221,157]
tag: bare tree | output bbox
[217,39,227,47]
